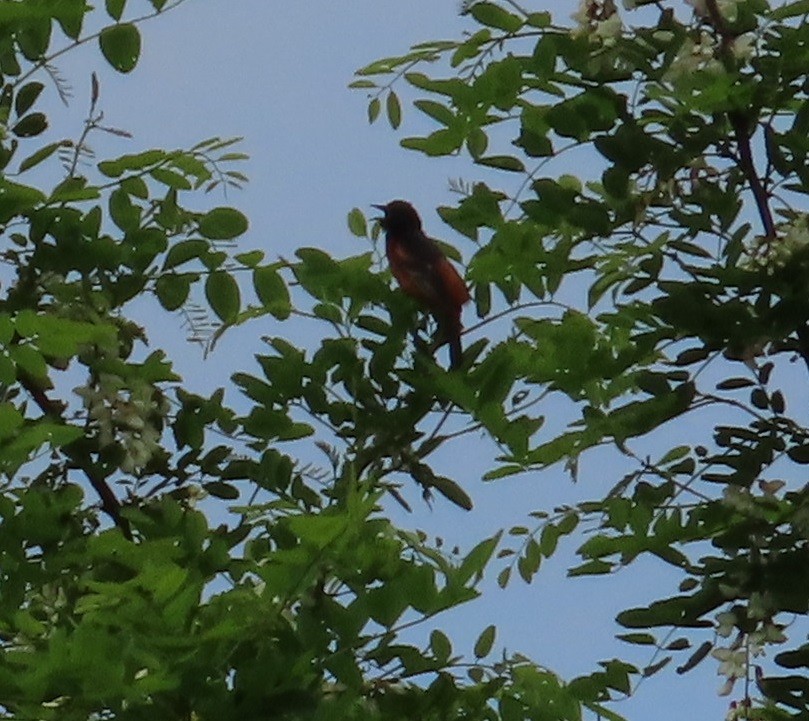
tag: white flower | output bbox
[721,486,755,513]
[713,647,746,680]
[716,611,737,638]
[667,34,723,82]
[571,0,622,44]
[595,14,622,44]
[571,0,592,32]
[732,32,756,61]
[718,0,739,22]
[747,592,771,621]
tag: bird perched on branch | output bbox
[374,200,470,369]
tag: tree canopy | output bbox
[2,0,809,720]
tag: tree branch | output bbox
[12,0,191,90]
[19,374,132,540]
[703,0,776,239]
[728,112,776,239]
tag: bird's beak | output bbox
[371,203,386,223]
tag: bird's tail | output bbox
[446,318,463,370]
[432,312,464,370]
[448,333,462,370]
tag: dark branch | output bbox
[20,374,132,540]
[703,0,776,239]
[729,112,777,239]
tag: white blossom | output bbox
[713,646,746,680]
[732,32,756,61]
[716,611,737,638]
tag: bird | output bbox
[373,200,470,369]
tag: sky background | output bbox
[41,1,735,718]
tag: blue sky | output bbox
[44,1,731,718]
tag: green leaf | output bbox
[787,444,809,464]
[674,347,710,366]
[163,239,208,270]
[457,533,500,585]
[206,271,240,322]
[235,250,264,267]
[34,3,75,38]
[253,266,291,320]
[643,657,671,677]
[0,403,24,441]
[109,187,140,232]
[518,538,542,581]
[617,632,657,645]
[770,0,809,18]
[568,559,613,576]
[99,23,141,73]
[474,625,496,658]
[476,155,525,172]
[12,113,47,138]
[386,90,402,129]
[49,176,100,203]
[430,629,452,663]
[121,175,149,199]
[429,475,473,510]
[716,377,754,390]
[18,142,63,173]
[470,2,524,32]
[451,28,491,66]
[198,207,248,240]
[669,239,713,258]
[106,0,126,20]
[98,150,165,177]
[677,641,713,674]
[10,344,47,380]
[526,11,551,27]
[467,127,488,158]
[0,179,45,224]
[14,82,44,116]
[401,128,463,156]
[205,481,239,500]
[368,97,381,124]
[349,79,376,89]
[155,273,191,311]
[415,99,455,126]
[347,207,367,237]
[499,695,524,721]
[151,167,192,190]
[15,314,115,358]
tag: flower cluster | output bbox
[667,31,724,81]
[571,0,623,45]
[75,373,169,473]
[713,599,787,715]
[746,216,809,272]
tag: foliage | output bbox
[6,0,809,719]
[347,0,809,718]
[0,2,589,721]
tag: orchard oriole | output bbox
[374,200,470,369]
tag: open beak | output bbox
[371,203,387,223]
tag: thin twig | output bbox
[12,0,191,90]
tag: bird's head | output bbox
[372,200,422,234]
